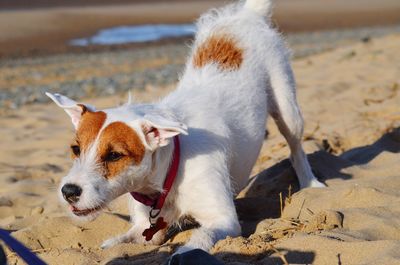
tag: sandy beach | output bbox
[1,29,400,263]
[1,0,400,264]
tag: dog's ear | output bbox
[45,92,96,129]
[141,112,188,150]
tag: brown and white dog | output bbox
[46,0,324,255]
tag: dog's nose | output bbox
[61,184,82,204]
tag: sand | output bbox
[1,33,400,264]
[1,0,400,58]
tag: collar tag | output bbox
[142,216,167,241]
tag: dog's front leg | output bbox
[101,201,166,249]
[175,223,240,255]
[175,193,241,254]
[101,226,137,249]
[101,222,167,249]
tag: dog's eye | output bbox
[71,145,80,157]
[105,152,124,162]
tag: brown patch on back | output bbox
[74,110,107,155]
[98,121,145,179]
[193,34,243,70]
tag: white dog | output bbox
[46,0,324,255]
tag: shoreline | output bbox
[0,0,400,58]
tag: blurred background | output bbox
[0,0,400,109]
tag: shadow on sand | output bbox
[238,127,400,235]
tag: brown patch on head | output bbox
[73,109,107,157]
[193,34,243,70]
[98,121,145,179]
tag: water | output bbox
[70,24,196,46]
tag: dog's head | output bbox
[46,93,187,220]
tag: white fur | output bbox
[244,0,273,17]
[47,0,324,256]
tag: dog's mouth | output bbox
[70,205,102,216]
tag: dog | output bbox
[46,0,324,255]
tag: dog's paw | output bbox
[101,235,127,249]
[309,179,326,188]
[165,246,194,264]
[167,249,224,265]
[299,178,326,189]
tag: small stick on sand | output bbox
[286,185,292,204]
[296,199,306,219]
[281,218,302,227]
[268,243,289,265]
[306,208,315,216]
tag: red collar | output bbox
[130,136,180,209]
[129,136,180,241]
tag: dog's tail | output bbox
[244,0,273,17]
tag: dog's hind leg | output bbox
[266,49,325,188]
